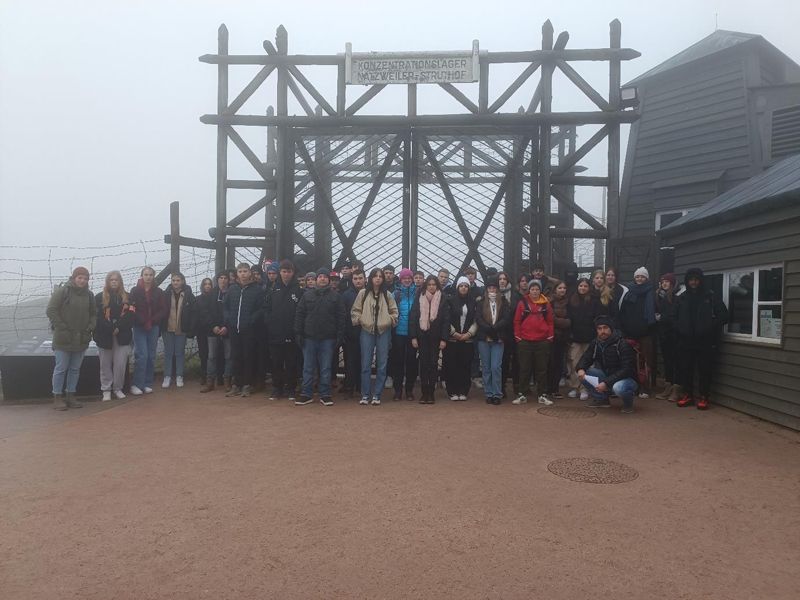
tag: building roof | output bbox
[661,154,800,234]
[626,30,760,86]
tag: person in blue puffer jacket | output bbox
[388,268,418,401]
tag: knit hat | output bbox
[485,276,499,289]
[528,279,542,290]
[305,271,316,280]
[486,267,498,277]
[266,262,279,274]
[72,266,90,279]
[316,267,331,278]
[659,272,676,287]
[594,315,614,329]
[251,265,264,275]
[329,271,340,279]
[456,276,470,287]
[398,268,413,279]
[634,266,649,279]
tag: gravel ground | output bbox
[1,386,798,599]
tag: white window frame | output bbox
[655,209,690,231]
[709,264,783,345]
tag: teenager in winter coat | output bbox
[444,277,478,400]
[162,272,195,389]
[566,277,598,400]
[512,279,554,406]
[390,269,418,401]
[223,263,265,398]
[591,269,618,325]
[605,267,628,325]
[94,270,134,402]
[409,275,450,404]
[654,273,680,401]
[341,269,366,396]
[129,266,168,395]
[546,281,571,399]
[197,272,232,392]
[264,260,303,400]
[476,277,511,404]
[618,267,657,395]
[47,266,96,410]
[194,278,214,385]
[673,268,729,410]
[351,268,399,405]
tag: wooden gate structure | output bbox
[162,20,639,280]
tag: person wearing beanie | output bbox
[304,272,316,292]
[222,263,265,398]
[444,276,478,401]
[576,315,639,413]
[264,259,302,400]
[476,277,511,404]
[294,267,346,406]
[654,272,680,401]
[389,267,418,400]
[129,266,168,396]
[383,265,397,293]
[618,266,657,396]
[47,266,96,410]
[673,268,729,410]
[512,278,554,406]
[250,265,265,290]
[409,275,450,404]
[530,262,558,297]
[337,261,354,294]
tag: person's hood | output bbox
[529,293,549,305]
[684,267,705,288]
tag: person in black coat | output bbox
[161,272,196,390]
[197,272,232,392]
[673,268,729,410]
[476,277,511,404]
[566,277,599,399]
[576,315,639,413]
[223,264,265,397]
[94,270,135,401]
[654,273,680,401]
[443,277,478,400]
[340,268,366,396]
[264,260,303,400]
[194,278,214,385]
[618,266,657,395]
[410,275,450,404]
[294,268,347,406]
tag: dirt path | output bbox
[1,387,798,599]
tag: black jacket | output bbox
[341,286,362,341]
[294,285,346,342]
[568,294,599,343]
[618,282,656,339]
[264,279,303,343]
[576,333,638,387]
[223,282,265,333]
[409,292,451,343]
[673,269,729,339]
[93,292,135,349]
[475,295,511,342]
[195,287,228,338]
[447,293,478,340]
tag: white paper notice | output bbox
[584,375,600,388]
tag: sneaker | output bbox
[450,394,460,401]
[268,389,282,400]
[567,389,578,398]
[538,395,554,406]
[384,376,394,389]
[370,397,381,405]
[130,386,143,396]
[474,378,484,389]
[579,391,589,401]
[621,406,634,414]
[638,392,649,399]
[320,396,334,406]
[114,390,126,400]
[393,392,402,401]
[240,385,252,398]
[359,396,369,405]
[144,387,153,394]
[176,376,184,388]
[295,396,313,406]
[287,391,297,401]
[458,395,467,401]
[512,395,527,405]
[225,386,242,397]
[102,391,112,402]
[161,377,171,389]
[587,398,611,408]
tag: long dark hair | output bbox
[200,277,214,294]
[367,267,385,292]
[570,277,592,306]
[418,274,441,299]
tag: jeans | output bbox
[52,349,86,394]
[478,340,504,398]
[302,338,336,398]
[133,325,160,389]
[582,367,638,408]
[360,328,391,398]
[207,336,232,379]
[162,331,187,378]
[98,339,131,391]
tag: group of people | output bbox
[46,259,728,414]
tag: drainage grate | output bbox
[537,406,596,419]
[547,457,639,484]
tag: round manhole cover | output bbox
[547,457,639,484]
[537,406,596,418]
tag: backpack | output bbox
[49,283,71,331]
[520,297,547,324]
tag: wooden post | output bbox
[402,130,412,268]
[538,20,554,272]
[314,105,332,267]
[274,25,294,260]
[478,61,489,113]
[265,105,277,260]
[170,201,180,274]
[607,19,622,259]
[215,24,229,275]
[409,132,419,270]
[407,83,417,117]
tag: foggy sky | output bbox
[1,0,798,253]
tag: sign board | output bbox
[345,41,480,85]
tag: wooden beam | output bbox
[346,84,387,116]
[552,125,608,176]
[438,83,479,114]
[488,61,540,113]
[226,179,276,190]
[556,59,612,111]
[226,126,270,179]
[225,65,276,115]
[215,23,229,275]
[164,235,216,250]
[550,185,605,230]
[227,195,270,227]
[538,19,554,272]
[550,228,609,239]
[550,175,609,186]
[286,72,315,116]
[169,201,180,273]
[289,66,336,116]
[199,54,343,65]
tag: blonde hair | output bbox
[591,269,613,306]
[102,270,129,308]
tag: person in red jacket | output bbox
[512,279,554,405]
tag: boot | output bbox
[200,380,215,393]
[676,393,694,408]
[223,376,232,393]
[655,382,673,400]
[696,395,710,410]
[65,392,83,408]
[199,375,206,386]
[53,393,68,411]
[667,384,682,403]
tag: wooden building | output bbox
[610,30,800,276]
[660,154,800,430]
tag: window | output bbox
[709,265,784,343]
[656,210,689,231]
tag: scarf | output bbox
[626,281,656,325]
[419,290,441,332]
[482,296,499,327]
